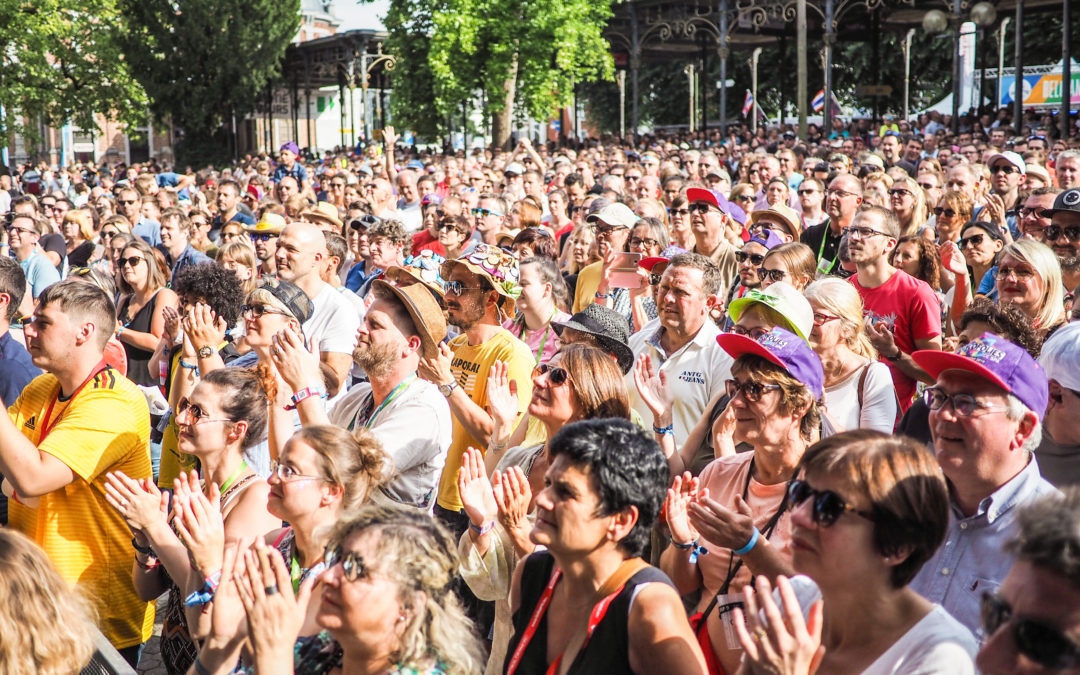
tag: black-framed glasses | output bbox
[6,225,37,236]
[593,224,627,236]
[1017,207,1053,220]
[888,188,913,198]
[533,363,571,386]
[668,208,690,217]
[241,304,289,319]
[119,256,144,268]
[735,251,766,265]
[324,546,369,582]
[786,479,876,527]
[980,592,1080,669]
[923,387,1009,417]
[758,267,787,282]
[118,199,137,206]
[437,223,459,232]
[687,203,714,214]
[734,194,755,203]
[958,233,985,248]
[730,325,771,340]
[725,378,782,402]
[1046,225,1080,242]
[933,207,958,218]
[917,182,938,191]
[176,397,232,426]
[269,460,323,483]
[445,280,487,296]
[249,232,278,243]
[844,225,890,240]
[797,189,818,196]
[629,237,659,249]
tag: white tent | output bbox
[914,92,994,119]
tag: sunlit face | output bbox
[531,455,617,557]
[175,382,233,457]
[220,256,254,282]
[527,353,578,424]
[995,253,1044,317]
[316,530,407,646]
[891,241,923,278]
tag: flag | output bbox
[742,90,753,118]
[756,103,767,122]
[811,89,825,113]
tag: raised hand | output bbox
[486,360,519,443]
[269,326,323,393]
[733,575,825,675]
[173,471,226,578]
[665,472,701,546]
[688,489,757,552]
[633,354,672,423]
[494,466,532,534]
[237,538,311,667]
[104,471,170,539]
[183,302,227,353]
[712,402,738,458]
[457,447,497,531]
[938,241,967,278]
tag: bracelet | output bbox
[184,569,222,607]
[733,526,761,556]
[594,290,612,300]
[131,537,155,557]
[115,325,125,338]
[489,439,508,451]
[284,386,327,411]
[883,347,903,362]
[136,557,161,571]
[652,423,674,436]
[671,537,710,564]
[468,520,496,536]
[178,358,199,371]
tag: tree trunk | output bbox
[491,53,518,151]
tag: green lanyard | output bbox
[532,309,558,365]
[816,222,839,274]
[350,374,416,430]
[218,459,249,495]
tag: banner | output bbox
[998,72,1080,108]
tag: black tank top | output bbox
[118,290,161,386]
[504,551,675,675]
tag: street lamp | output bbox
[922,1,996,134]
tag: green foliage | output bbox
[384,0,444,139]
[117,0,300,165]
[0,0,147,145]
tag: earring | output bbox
[397,614,407,624]
[883,556,891,563]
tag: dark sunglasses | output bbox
[933,207,958,218]
[990,164,1019,175]
[725,378,781,402]
[980,592,1080,669]
[324,546,369,582]
[249,233,278,243]
[1017,207,1053,220]
[445,280,487,296]
[119,256,144,268]
[958,233,985,248]
[437,223,459,232]
[758,267,787,282]
[118,199,137,206]
[888,188,913,198]
[241,304,289,319]
[786,479,876,527]
[687,203,714,214]
[1046,225,1080,242]
[533,363,571,386]
[735,251,766,266]
[668,208,690,216]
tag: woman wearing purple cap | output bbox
[657,327,824,674]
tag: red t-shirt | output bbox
[410,231,445,257]
[851,270,941,411]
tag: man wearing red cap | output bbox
[686,187,740,301]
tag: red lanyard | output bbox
[38,361,110,442]
[505,567,626,675]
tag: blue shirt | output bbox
[0,330,40,406]
[910,458,1058,633]
[18,249,60,299]
[272,162,308,185]
[345,260,382,294]
[133,218,162,247]
[162,244,212,280]
[976,266,998,300]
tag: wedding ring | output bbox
[264,584,279,596]
[754,627,769,641]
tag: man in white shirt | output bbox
[628,252,732,452]
[275,221,361,394]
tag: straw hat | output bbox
[371,279,447,359]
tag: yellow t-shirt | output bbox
[7,370,156,649]
[571,260,604,314]
[436,329,535,511]
[157,349,197,489]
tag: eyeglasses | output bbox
[958,233,985,248]
[758,268,787,282]
[917,182,937,191]
[1046,225,1080,242]
[118,200,137,206]
[734,194,754,203]
[933,207,958,218]
[725,378,782,402]
[629,237,659,249]
[990,164,1020,175]
[888,188,913,198]
[786,479,875,528]
[625,175,642,181]
[6,225,37,236]
[826,188,860,199]
[844,226,890,240]
[241,304,290,319]
[1017,207,1053,220]
[995,266,1037,281]
[471,207,503,218]
[980,592,1080,669]
[269,460,323,483]
[729,325,771,340]
[594,225,627,236]
[324,546,369,582]
[119,256,144,268]
[687,203,714,214]
[533,363,572,386]
[668,208,690,217]
[797,189,818,196]
[923,387,1009,417]
[812,312,840,325]
[436,223,459,232]
[249,233,278,243]
[735,251,766,265]
[175,397,232,425]
[445,280,488,296]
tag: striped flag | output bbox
[742,90,753,118]
[811,89,825,112]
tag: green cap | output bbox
[726,282,814,341]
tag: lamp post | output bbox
[903,28,916,122]
[617,70,627,138]
[997,17,1010,109]
[922,2,996,135]
[359,47,397,142]
[685,64,696,132]
[750,47,762,135]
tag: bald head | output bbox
[275,221,327,286]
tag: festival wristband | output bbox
[468,520,496,536]
[284,386,327,410]
[733,526,761,556]
[132,537,156,557]
[652,423,674,436]
[671,537,709,564]
[178,358,199,371]
[184,570,222,607]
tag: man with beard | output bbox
[419,244,534,534]
[1046,188,1080,265]
[288,280,451,511]
[245,213,285,277]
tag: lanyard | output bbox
[505,567,625,675]
[816,223,839,274]
[217,459,249,495]
[349,374,416,430]
[39,361,110,442]
[533,309,558,365]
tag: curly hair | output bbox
[889,235,941,290]
[0,530,96,674]
[170,262,244,329]
[957,297,1042,357]
[326,505,485,675]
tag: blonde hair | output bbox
[64,208,95,241]
[217,240,260,295]
[998,239,1066,331]
[892,176,929,237]
[0,530,96,674]
[290,425,388,513]
[804,278,877,360]
[326,505,485,675]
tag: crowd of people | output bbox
[0,114,1078,675]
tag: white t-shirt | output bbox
[780,575,977,675]
[823,360,898,434]
[304,283,362,356]
[626,318,733,449]
[328,376,451,511]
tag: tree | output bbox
[383,0,444,141]
[118,0,300,166]
[0,0,147,152]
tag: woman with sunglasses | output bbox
[436,214,471,261]
[953,220,1006,303]
[933,190,973,245]
[668,193,696,250]
[888,176,929,238]
[734,430,976,675]
[758,243,816,292]
[116,236,179,386]
[459,344,630,675]
[658,326,823,675]
[105,367,280,675]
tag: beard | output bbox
[448,296,486,331]
[352,339,398,380]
